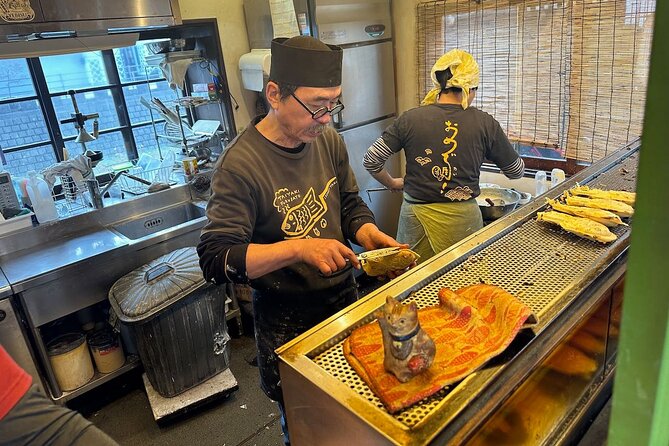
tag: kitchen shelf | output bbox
[51,354,140,404]
[50,307,239,404]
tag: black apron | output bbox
[252,273,358,403]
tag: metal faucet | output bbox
[86,171,125,209]
[85,179,104,209]
[100,171,125,197]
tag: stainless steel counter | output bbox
[0,269,11,300]
[0,183,219,401]
[0,185,198,293]
[0,229,127,292]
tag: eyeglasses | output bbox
[290,93,345,120]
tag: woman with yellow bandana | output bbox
[363,49,524,262]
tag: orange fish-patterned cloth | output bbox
[342,284,533,414]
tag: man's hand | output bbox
[354,223,414,279]
[246,239,359,279]
[355,223,405,251]
[295,238,360,276]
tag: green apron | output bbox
[397,192,483,262]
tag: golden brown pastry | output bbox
[569,185,636,206]
[547,199,626,227]
[536,211,617,243]
[545,344,598,376]
[567,330,606,355]
[361,249,419,276]
[564,195,634,218]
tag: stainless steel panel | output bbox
[0,185,192,257]
[314,0,392,45]
[243,0,273,49]
[0,18,177,41]
[0,270,11,300]
[41,0,175,21]
[340,117,402,237]
[109,202,205,240]
[339,41,396,127]
[1,229,128,289]
[280,361,393,445]
[0,0,181,40]
[0,298,44,393]
[19,228,201,327]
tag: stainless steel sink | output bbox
[109,202,206,240]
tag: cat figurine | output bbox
[376,296,436,383]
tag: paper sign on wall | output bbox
[269,0,300,39]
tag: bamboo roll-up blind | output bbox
[417,0,655,165]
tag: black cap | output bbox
[269,36,343,87]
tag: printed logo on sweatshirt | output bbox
[273,188,301,214]
[429,120,460,196]
[280,177,338,238]
[444,185,473,201]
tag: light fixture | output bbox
[0,33,139,60]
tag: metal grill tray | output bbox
[311,148,638,430]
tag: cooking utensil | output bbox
[121,172,170,193]
[318,247,405,278]
[476,187,521,221]
[356,247,401,262]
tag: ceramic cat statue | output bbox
[376,296,436,382]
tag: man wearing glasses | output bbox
[198,35,404,445]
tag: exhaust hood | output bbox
[0,0,182,43]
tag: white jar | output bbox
[26,171,58,224]
[535,170,548,196]
[47,333,94,391]
[551,168,566,188]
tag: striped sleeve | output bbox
[499,157,525,179]
[363,137,395,173]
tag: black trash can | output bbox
[108,247,230,397]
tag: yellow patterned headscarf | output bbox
[421,49,479,109]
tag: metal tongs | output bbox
[356,246,402,263]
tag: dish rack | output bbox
[54,175,92,217]
[118,166,172,195]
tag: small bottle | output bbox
[26,171,58,224]
[551,168,566,188]
[535,170,548,196]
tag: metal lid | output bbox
[108,247,205,323]
[47,332,85,356]
[87,328,118,348]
